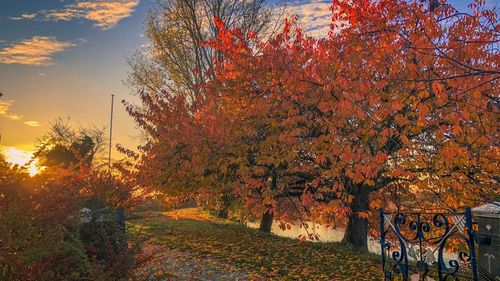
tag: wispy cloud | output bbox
[45,0,140,30]
[0,100,40,126]
[0,100,23,121]
[0,36,76,66]
[292,0,332,37]
[24,121,42,127]
[6,114,23,121]
[9,13,37,21]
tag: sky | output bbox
[0,0,493,167]
[0,0,148,164]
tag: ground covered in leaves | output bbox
[128,208,381,280]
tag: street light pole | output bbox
[0,92,3,146]
[108,94,114,171]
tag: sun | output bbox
[2,147,44,176]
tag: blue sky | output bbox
[0,0,496,162]
[0,0,149,159]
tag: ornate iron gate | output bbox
[380,208,479,281]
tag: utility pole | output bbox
[0,92,3,146]
[108,94,125,232]
[108,94,114,171]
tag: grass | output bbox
[128,208,382,280]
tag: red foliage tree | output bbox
[125,0,498,250]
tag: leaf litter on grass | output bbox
[129,209,381,280]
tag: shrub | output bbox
[0,161,144,281]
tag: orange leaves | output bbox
[432,82,448,106]
[337,77,350,89]
[389,166,405,178]
[332,182,344,192]
[431,81,443,94]
[391,101,404,111]
[340,148,355,163]
[333,99,356,117]
[327,199,342,209]
[369,198,383,209]
[300,191,314,207]
[315,155,327,165]
[394,114,408,126]
[323,83,333,95]
[439,142,469,167]
[451,124,462,137]
[357,211,371,220]
[408,102,431,127]
[367,94,380,106]
[444,195,461,209]
[318,101,332,113]
[400,133,411,147]
[364,179,375,186]
[311,177,322,187]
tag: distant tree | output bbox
[127,0,286,101]
[34,118,105,169]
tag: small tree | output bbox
[34,118,105,169]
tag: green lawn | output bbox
[128,209,382,280]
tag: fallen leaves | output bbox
[129,210,381,280]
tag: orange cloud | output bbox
[24,121,42,127]
[0,36,76,66]
[45,0,140,30]
[0,100,23,120]
[0,100,40,126]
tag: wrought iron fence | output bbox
[380,208,479,281]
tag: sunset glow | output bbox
[2,147,43,176]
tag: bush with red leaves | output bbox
[0,157,145,281]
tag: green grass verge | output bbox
[128,209,382,280]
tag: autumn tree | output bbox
[207,0,499,249]
[125,0,498,247]
[34,118,105,169]
[124,22,321,230]
[324,0,498,250]
[125,0,288,218]
[122,85,250,218]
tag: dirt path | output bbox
[139,245,250,280]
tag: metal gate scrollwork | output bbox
[380,208,479,281]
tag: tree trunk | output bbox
[259,208,273,232]
[259,171,278,232]
[217,192,231,219]
[217,205,229,219]
[342,186,370,252]
[259,171,277,232]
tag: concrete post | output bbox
[472,202,500,280]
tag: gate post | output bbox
[380,209,386,280]
[465,208,479,281]
[472,202,500,280]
